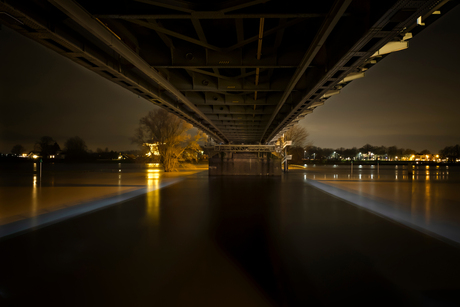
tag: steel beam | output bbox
[133,0,194,13]
[49,0,229,143]
[215,145,275,152]
[260,0,352,143]
[96,13,327,19]
[127,19,223,52]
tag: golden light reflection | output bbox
[147,172,160,225]
[148,172,160,179]
[425,181,431,224]
[410,178,417,221]
[32,175,38,215]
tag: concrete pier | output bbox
[208,152,281,176]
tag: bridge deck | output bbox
[1,170,459,306]
[1,0,457,144]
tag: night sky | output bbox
[1,5,460,154]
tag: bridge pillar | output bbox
[209,145,281,176]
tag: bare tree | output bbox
[36,136,55,157]
[11,144,26,156]
[64,136,88,158]
[284,125,310,147]
[132,109,204,172]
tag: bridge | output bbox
[1,0,457,144]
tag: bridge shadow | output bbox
[207,175,422,306]
[208,176,284,305]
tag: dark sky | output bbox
[1,5,460,154]
[0,25,153,153]
[301,5,460,153]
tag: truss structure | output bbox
[214,144,276,152]
[0,0,456,144]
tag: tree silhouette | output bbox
[36,136,55,157]
[11,144,26,156]
[64,136,88,158]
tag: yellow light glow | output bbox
[147,174,160,225]
[148,173,160,179]
[32,155,38,159]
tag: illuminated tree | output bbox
[282,124,310,163]
[133,109,205,172]
[284,125,310,147]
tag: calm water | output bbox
[0,162,202,232]
[301,163,454,180]
[1,162,459,243]
[297,164,460,245]
[1,162,460,305]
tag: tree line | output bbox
[278,125,459,163]
[11,136,90,159]
[292,143,460,162]
[10,109,459,167]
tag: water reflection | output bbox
[32,175,38,216]
[146,167,161,224]
[304,164,460,243]
[425,180,431,224]
[302,164,452,182]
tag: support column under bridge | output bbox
[209,145,281,176]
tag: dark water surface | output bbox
[0,163,460,306]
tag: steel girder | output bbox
[0,0,457,144]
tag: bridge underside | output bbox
[0,0,457,144]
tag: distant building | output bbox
[409,154,440,162]
[143,143,160,157]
